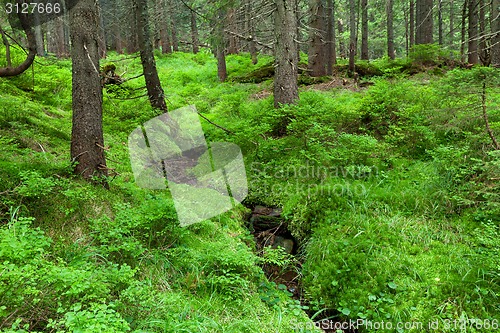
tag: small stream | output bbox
[244,205,358,333]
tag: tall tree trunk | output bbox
[274,0,299,107]
[308,0,327,76]
[169,0,179,51]
[468,0,479,63]
[190,10,199,54]
[361,0,368,60]
[158,0,171,54]
[97,1,106,59]
[245,0,258,64]
[348,0,356,73]
[387,0,395,59]
[214,8,228,82]
[438,0,443,45]
[416,0,433,44]
[326,0,337,73]
[478,0,488,64]
[492,0,500,66]
[68,0,108,186]
[410,0,415,48]
[338,19,346,57]
[461,0,468,61]
[227,8,239,54]
[135,0,167,111]
[33,12,45,56]
[449,0,454,48]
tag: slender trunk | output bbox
[468,0,478,64]
[326,0,337,73]
[227,8,239,54]
[449,0,454,48]
[135,0,167,111]
[274,0,299,107]
[338,19,345,57]
[492,0,500,66]
[438,0,443,45]
[246,0,258,64]
[169,0,179,51]
[217,46,227,81]
[215,9,227,82]
[361,0,368,60]
[191,10,199,54]
[97,1,106,59]
[387,0,395,59]
[33,12,45,56]
[478,0,488,65]
[410,0,415,48]
[461,0,468,61]
[348,0,356,73]
[1,27,12,67]
[405,3,409,56]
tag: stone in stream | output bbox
[272,236,294,254]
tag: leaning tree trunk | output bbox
[274,0,299,108]
[0,1,36,77]
[68,0,108,186]
[135,0,167,111]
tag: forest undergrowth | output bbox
[0,49,499,332]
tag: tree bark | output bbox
[135,0,168,111]
[387,0,395,59]
[217,46,227,81]
[68,0,108,186]
[190,10,199,54]
[361,0,368,60]
[461,0,468,61]
[338,19,346,57]
[348,0,356,73]
[274,0,299,107]
[438,0,443,45]
[308,0,327,76]
[492,0,500,66]
[227,8,239,54]
[326,0,336,73]
[33,12,45,56]
[415,0,433,44]
[410,0,415,47]
[169,0,179,51]
[478,0,488,65]
[449,0,454,48]
[468,0,479,64]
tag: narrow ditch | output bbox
[244,205,358,333]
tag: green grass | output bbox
[0,51,499,332]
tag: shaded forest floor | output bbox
[0,50,499,332]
